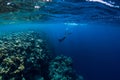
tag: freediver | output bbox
[58,36,66,42]
[58,28,72,42]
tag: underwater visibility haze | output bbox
[0,0,120,80]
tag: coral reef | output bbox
[49,55,84,80]
[0,31,52,80]
[0,31,83,80]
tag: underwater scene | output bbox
[0,0,120,80]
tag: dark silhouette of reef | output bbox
[0,31,83,80]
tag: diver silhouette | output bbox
[58,36,66,42]
[58,28,72,42]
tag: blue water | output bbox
[0,0,120,80]
[1,22,120,80]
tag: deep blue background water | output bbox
[0,22,120,80]
[43,23,120,80]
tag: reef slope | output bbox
[0,31,82,80]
